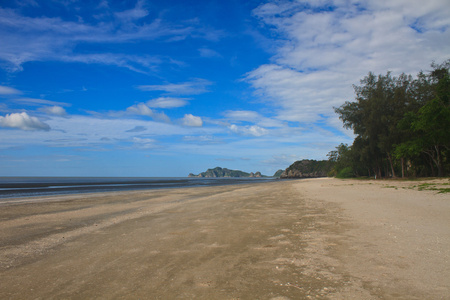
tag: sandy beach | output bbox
[0,178,449,299]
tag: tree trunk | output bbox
[401,157,405,178]
[373,167,379,179]
[387,153,396,178]
[430,160,436,177]
[436,145,444,177]
[424,147,439,177]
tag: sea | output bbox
[0,176,277,201]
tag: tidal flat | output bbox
[1,178,449,299]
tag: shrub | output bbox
[336,167,354,178]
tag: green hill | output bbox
[280,159,333,178]
[273,169,284,178]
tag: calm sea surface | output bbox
[0,177,277,200]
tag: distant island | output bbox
[188,167,266,178]
[189,161,333,179]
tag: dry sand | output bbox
[0,178,449,299]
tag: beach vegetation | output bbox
[383,185,398,190]
[336,167,355,178]
[417,182,450,193]
[382,181,449,193]
[331,60,450,179]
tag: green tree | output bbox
[327,143,352,177]
[334,60,450,178]
[394,61,450,177]
[335,72,412,177]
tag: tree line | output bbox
[328,60,450,178]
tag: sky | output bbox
[0,0,449,177]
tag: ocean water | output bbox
[0,176,276,200]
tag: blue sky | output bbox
[1,0,449,177]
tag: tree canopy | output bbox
[331,61,450,178]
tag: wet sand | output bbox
[0,178,449,299]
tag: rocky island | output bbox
[188,167,265,178]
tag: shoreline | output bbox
[0,177,277,200]
[1,178,449,299]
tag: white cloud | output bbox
[138,79,212,95]
[248,0,450,129]
[0,3,223,72]
[39,106,67,116]
[0,85,21,95]
[50,116,182,142]
[131,137,158,149]
[0,114,200,149]
[146,97,189,108]
[114,0,148,22]
[199,47,222,58]
[15,98,71,107]
[182,114,203,127]
[228,124,268,137]
[126,103,154,116]
[126,103,171,122]
[246,65,350,123]
[262,154,301,166]
[58,53,162,74]
[224,110,284,128]
[183,135,221,144]
[0,112,50,131]
[225,110,260,121]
